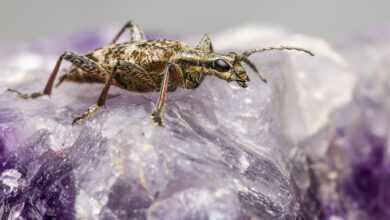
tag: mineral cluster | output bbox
[0,24,388,220]
[301,28,390,220]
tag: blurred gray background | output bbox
[1,0,389,42]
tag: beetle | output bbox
[9,20,314,126]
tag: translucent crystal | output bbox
[302,26,390,220]
[0,169,23,195]
[0,25,354,219]
[209,25,356,143]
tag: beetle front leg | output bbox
[111,20,145,44]
[151,63,178,126]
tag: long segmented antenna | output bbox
[242,46,315,58]
[240,56,267,83]
[237,46,314,83]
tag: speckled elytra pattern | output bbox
[8,20,313,126]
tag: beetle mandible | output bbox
[9,20,314,126]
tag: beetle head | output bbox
[229,46,314,86]
[208,55,250,88]
[195,35,314,87]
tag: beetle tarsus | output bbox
[7,88,45,99]
[72,104,99,125]
[151,111,164,127]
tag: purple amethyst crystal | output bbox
[0,24,365,219]
[300,26,390,220]
[303,89,390,219]
[0,131,76,219]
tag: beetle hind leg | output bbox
[111,20,145,44]
[8,51,106,100]
[7,52,66,99]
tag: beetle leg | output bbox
[7,54,63,99]
[195,34,214,53]
[8,51,104,99]
[111,20,145,44]
[72,61,126,125]
[72,61,151,125]
[151,63,177,126]
[71,66,116,125]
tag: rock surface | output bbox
[301,26,390,220]
[0,24,371,220]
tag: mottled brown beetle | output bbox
[9,21,314,126]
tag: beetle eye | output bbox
[214,59,230,72]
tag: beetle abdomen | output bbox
[62,40,190,92]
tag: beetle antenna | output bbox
[237,46,313,83]
[240,57,267,83]
[242,46,314,57]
